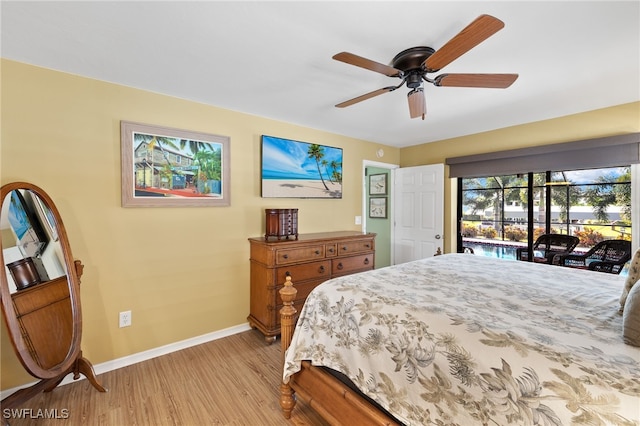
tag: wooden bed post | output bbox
[279,275,298,419]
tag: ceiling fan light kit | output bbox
[407,88,426,120]
[332,14,518,119]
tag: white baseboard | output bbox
[1,322,252,400]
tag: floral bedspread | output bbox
[283,254,640,425]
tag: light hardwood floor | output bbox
[3,330,328,425]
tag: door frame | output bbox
[362,160,399,263]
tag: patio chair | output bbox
[516,234,580,264]
[557,239,632,274]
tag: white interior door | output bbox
[392,164,444,264]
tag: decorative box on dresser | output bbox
[248,231,375,343]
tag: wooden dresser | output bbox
[248,231,375,343]
[11,275,72,369]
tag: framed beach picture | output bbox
[7,190,48,257]
[261,135,343,198]
[369,173,387,195]
[369,197,387,219]
[121,121,230,207]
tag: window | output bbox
[459,166,632,261]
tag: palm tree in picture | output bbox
[193,149,222,194]
[321,159,332,183]
[330,160,342,184]
[179,139,202,185]
[332,169,342,184]
[307,144,329,190]
[179,139,210,157]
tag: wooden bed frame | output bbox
[278,276,400,425]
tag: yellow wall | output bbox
[400,102,640,253]
[0,59,400,389]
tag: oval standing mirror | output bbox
[0,182,105,408]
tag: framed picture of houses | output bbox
[120,121,230,207]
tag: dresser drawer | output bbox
[12,276,69,317]
[325,243,338,257]
[276,261,331,284]
[276,245,325,265]
[332,254,373,275]
[336,240,374,256]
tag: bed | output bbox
[279,253,640,425]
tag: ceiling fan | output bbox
[332,14,518,120]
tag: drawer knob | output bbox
[342,246,347,251]
[283,254,289,259]
[337,263,343,270]
[315,250,320,255]
[364,258,370,265]
[318,265,325,273]
[328,248,334,253]
[365,244,370,248]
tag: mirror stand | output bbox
[1,260,106,410]
[1,182,107,410]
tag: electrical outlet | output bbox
[355,216,362,225]
[119,310,132,328]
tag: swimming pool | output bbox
[467,244,518,260]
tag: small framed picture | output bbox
[369,197,387,219]
[369,173,387,195]
[33,194,59,241]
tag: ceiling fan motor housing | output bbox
[391,47,436,71]
[391,46,436,88]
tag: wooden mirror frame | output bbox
[0,182,105,408]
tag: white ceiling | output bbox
[2,1,639,148]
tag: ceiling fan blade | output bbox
[335,86,397,108]
[407,88,426,119]
[333,52,402,77]
[425,14,505,72]
[434,73,518,88]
